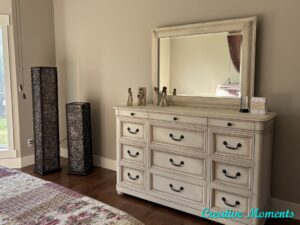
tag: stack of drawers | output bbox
[115,106,275,225]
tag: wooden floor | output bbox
[21,159,299,225]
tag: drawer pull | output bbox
[169,184,184,193]
[127,172,139,180]
[130,112,135,116]
[169,133,184,141]
[222,169,241,179]
[223,141,242,150]
[227,122,233,127]
[173,117,178,121]
[127,127,139,134]
[127,150,139,158]
[169,158,184,167]
[222,197,240,207]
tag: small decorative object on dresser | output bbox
[66,102,93,175]
[153,87,160,106]
[137,87,146,106]
[251,97,267,114]
[31,67,60,175]
[240,96,249,113]
[172,88,177,96]
[159,86,168,107]
[127,88,133,106]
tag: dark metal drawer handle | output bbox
[127,127,139,134]
[222,169,241,179]
[169,133,184,141]
[127,150,139,158]
[223,141,242,150]
[169,184,184,193]
[127,172,139,180]
[169,158,184,167]
[222,197,240,207]
[173,117,178,121]
[227,122,233,127]
[130,112,135,116]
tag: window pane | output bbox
[0,26,9,150]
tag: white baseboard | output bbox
[60,147,116,171]
[0,153,34,168]
[93,154,116,171]
[0,157,22,168]
[1,148,117,172]
[21,154,34,167]
[270,197,300,220]
[60,147,68,158]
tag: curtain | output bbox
[227,34,242,72]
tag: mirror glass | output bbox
[159,32,243,98]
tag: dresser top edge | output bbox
[113,105,277,122]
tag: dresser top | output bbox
[114,105,276,122]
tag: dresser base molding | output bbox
[117,185,267,225]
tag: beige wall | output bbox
[53,0,300,204]
[9,0,56,157]
[0,0,11,13]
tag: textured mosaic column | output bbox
[31,67,60,175]
[66,102,93,175]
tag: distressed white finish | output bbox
[115,105,276,225]
[152,17,257,109]
[151,173,205,205]
[151,149,205,177]
[122,144,145,164]
[151,125,205,150]
[212,160,252,190]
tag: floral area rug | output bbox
[0,166,143,225]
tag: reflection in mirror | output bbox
[159,32,242,98]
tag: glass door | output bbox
[0,15,14,153]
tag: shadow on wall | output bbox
[87,96,102,157]
[270,93,300,203]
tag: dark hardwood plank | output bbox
[20,159,299,225]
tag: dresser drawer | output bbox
[151,149,205,178]
[211,130,254,161]
[211,188,250,216]
[122,144,144,164]
[151,174,205,205]
[122,121,145,140]
[151,125,205,151]
[121,166,144,188]
[212,161,252,190]
[119,110,148,119]
[208,118,254,130]
[149,113,207,125]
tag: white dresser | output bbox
[114,105,276,225]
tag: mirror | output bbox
[153,17,257,108]
[159,32,242,98]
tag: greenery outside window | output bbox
[0,15,14,156]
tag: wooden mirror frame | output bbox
[152,17,257,109]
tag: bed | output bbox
[0,166,143,225]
